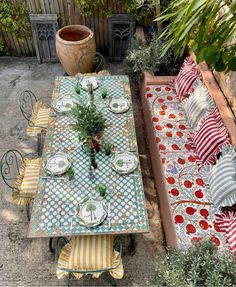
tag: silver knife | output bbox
[41,176,66,181]
[108,203,111,229]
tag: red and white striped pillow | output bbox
[172,56,202,102]
[215,211,236,256]
[188,107,230,166]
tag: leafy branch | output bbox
[0,0,30,38]
[156,0,236,72]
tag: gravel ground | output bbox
[0,57,165,287]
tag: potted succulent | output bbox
[70,103,107,168]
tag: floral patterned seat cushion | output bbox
[145,84,227,249]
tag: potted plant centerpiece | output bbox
[70,96,107,169]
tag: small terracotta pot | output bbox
[56,25,96,76]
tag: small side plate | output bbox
[111,152,138,174]
[77,197,107,228]
[109,97,130,114]
[44,152,71,175]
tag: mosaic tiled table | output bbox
[28,75,149,238]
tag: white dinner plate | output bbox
[111,152,138,174]
[109,97,130,113]
[80,77,99,90]
[76,197,107,228]
[44,152,71,175]
[53,96,76,113]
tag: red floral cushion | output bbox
[173,56,202,102]
[188,107,230,166]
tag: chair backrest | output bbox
[0,150,24,190]
[19,90,37,122]
[78,51,105,74]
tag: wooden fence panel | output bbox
[1,0,126,56]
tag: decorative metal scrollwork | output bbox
[78,51,105,73]
[19,90,37,122]
[0,150,23,189]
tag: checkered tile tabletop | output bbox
[28,76,149,237]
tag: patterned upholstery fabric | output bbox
[188,107,230,166]
[26,101,50,136]
[57,235,124,280]
[145,84,226,250]
[201,145,236,208]
[215,211,236,256]
[14,157,42,205]
[171,56,202,102]
[180,80,215,129]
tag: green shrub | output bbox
[148,239,236,287]
[75,0,158,21]
[124,34,180,80]
[0,0,30,37]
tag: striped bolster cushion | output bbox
[68,235,114,270]
[188,107,230,165]
[215,211,236,255]
[202,145,236,207]
[180,80,215,129]
[19,158,41,196]
[172,56,202,102]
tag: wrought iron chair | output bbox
[0,149,42,221]
[56,235,124,286]
[19,90,50,155]
[76,51,110,76]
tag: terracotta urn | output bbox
[56,25,96,76]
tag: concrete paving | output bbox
[0,57,164,286]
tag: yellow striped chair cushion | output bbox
[57,235,124,280]
[27,101,50,136]
[14,158,41,205]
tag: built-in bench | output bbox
[140,60,236,251]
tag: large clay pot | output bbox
[56,25,96,76]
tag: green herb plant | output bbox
[156,0,236,72]
[71,103,107,142]
[0,0,31,53]
[148,239,236,287]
